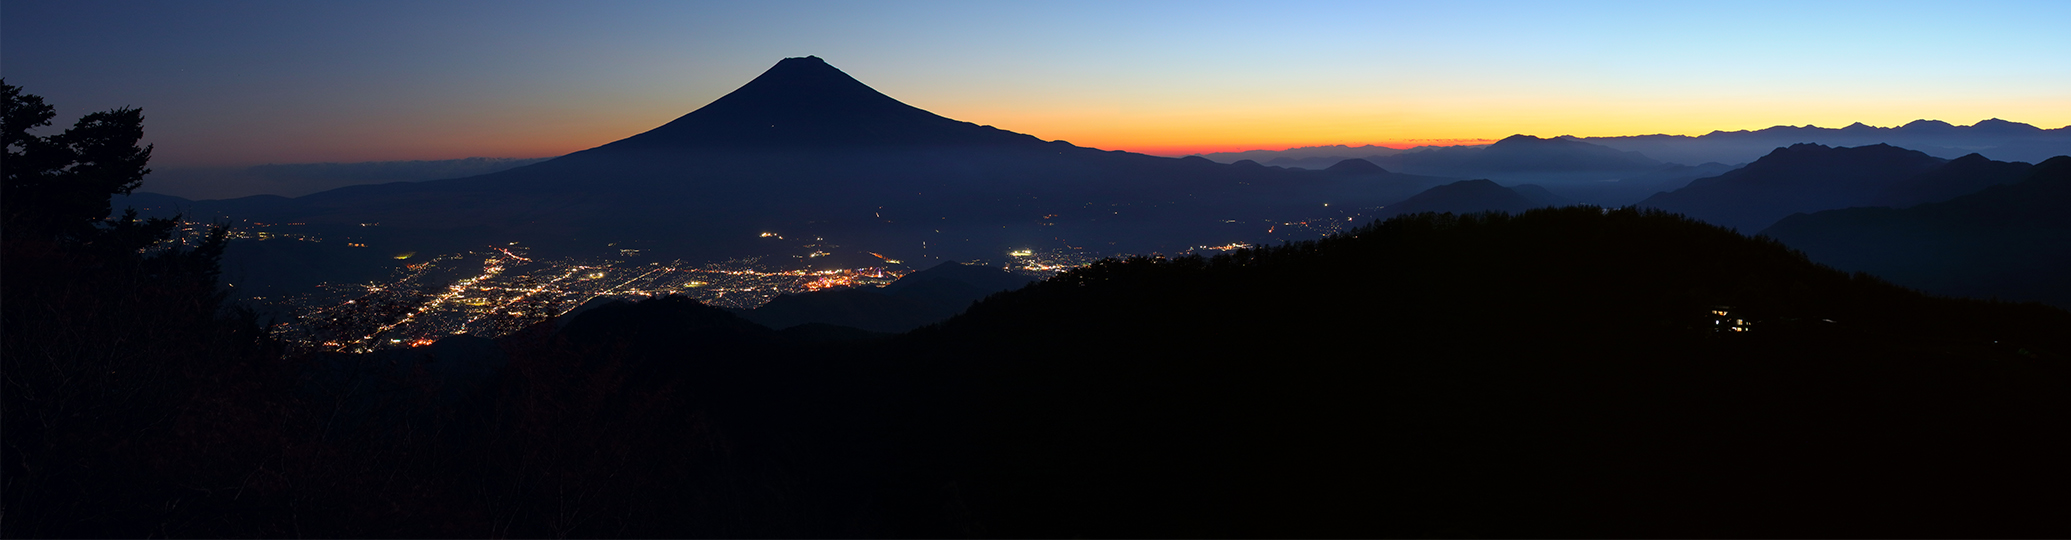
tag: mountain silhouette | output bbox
[601,56,1031,150]
[1873,152,2033,207]
[1241,154,1404,170]
[1761,155,2071,307]
[1473,134,1660,171]
[1364,135,1663,187]
[1637,143,1947,232]
[1322,158,1388,174]
[1377,179,1545,218]
[178,57,1455,296]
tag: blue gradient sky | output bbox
[5,0,2067,166]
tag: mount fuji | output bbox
[173,56,1453,288]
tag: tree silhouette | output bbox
[2,82,294,538]
[2,80,174,251]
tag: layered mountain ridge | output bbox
[1582,118,2071,164]
[1762,155,2071,306]
[1638,143,1950,232]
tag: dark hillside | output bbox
[891,207,2069,537]
[432,207,2069,538]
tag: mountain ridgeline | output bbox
[1637,143,1953,233]
[1583,118,2071,165]
[1762,155,2071,307]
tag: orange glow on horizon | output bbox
[164,88,2069,167]
[1109,139,1503,157]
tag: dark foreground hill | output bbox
[12,208,2068,538]
[1762,155,2071,307]
[881,208,2068,538]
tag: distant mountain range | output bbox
[1193,144,1412,164]
[1197,135,1738,205]
[1202,135,1664,176]
[1377,134,1662,178]
[1202,119,2071,173]
[1580,119,2071,165]
[1314,140,2071,308]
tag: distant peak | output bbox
[1324,158,1386,174]
[763,55,846,77]
[606,55,1028,149]
[1971,118,2042,132]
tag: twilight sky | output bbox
[4,0,2068,167]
